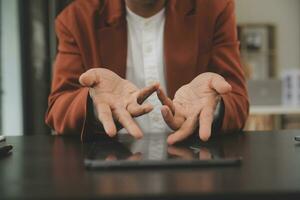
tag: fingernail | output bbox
[106,131,114,138]
[200,134,209,142]
[105,127,115,138]
[136,134,143,140]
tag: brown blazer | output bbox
[45,0,249,139]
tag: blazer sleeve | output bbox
[209,1,249,133]
[45,18,93,139]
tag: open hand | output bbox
[79,68,159,139]
[157,72,232,144]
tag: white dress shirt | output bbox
[124,7,171,134]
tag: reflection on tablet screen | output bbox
[84,134,242,169]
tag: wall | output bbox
[236,0,300,76]
[1,0,23,135]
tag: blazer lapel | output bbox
[97,0,127,78]
[164,0,211,98]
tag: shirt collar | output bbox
[126,6,165,28]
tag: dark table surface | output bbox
[1,130,300,200]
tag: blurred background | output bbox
[0,0,299,136]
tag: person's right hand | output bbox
[79,68,159,139]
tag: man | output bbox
[45,0,249,144]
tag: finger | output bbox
[211,76,232,95]
[79,69,100,87]
[96,103,117,137]
[114,108,143,139]
[127,102,153,117]
[156,87,175,114]
[161,105,183,130]
[198,107,215,142]
[137,83,160,104]
[167,117,198,145]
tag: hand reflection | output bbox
[167,146,213,160]
[105,152,142,161]
[167,146,194,160]
[197,147,213,160]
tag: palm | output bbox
[80,68,159,138]
[157,72,232,144]
[91,69,142,111]
[173,81,218,119]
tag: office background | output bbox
[0,0,299,136]
[0,0,72,135]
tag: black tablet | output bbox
[84,134,242,170]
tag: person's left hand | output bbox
[157,72,232,145]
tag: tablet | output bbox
[84,134,242,170]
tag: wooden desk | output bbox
[1,131,300,199]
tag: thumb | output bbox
[211,76,232,95]
[79,69,100,87]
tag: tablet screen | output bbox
[84,134,242,170]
